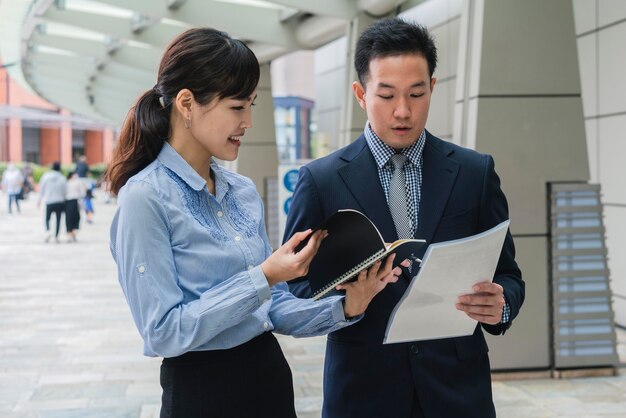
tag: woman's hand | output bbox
[338,254,408,318]
[261,229,327,286]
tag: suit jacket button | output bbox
[410,344,419,354]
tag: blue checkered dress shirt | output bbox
[364,122,425,237]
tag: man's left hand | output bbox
[455,282,504,325]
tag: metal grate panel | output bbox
[550,183,618,369]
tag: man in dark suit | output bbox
[284,18,525,418]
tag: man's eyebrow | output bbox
[376,81,426,89]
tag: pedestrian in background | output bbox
[65,171,86,242]
[38,162,67,243]
[83,176,95,224]
[2,163,24,215]
[21,162,34,198]
[75,155,89,178]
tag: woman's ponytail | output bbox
[105,87,171,195]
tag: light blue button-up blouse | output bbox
[110,142,350,358]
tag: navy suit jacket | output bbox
[284,132,524,418]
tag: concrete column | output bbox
[8,118,21,162]
[339,13,376,148]
[1,124,7,161]
[60,110,72,165]
[455,0,589,370]
[234,63,278,202]
[102,128,115,164]
[40,127,61,166]
[85,130,103,164]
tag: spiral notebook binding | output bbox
[312,248,386,300]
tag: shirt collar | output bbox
[157,142,208,192]
[364,121,426,168]
[210,159,230,201]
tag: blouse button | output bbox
[263,321,269,330]
[235,235,241,241]
[137,265,146,273]
[217,211,223,217]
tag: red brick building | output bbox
[1,63,115,166]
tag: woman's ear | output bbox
[174,88,195,119]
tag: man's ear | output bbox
[430,77,437,92]
[174,88,195,119]
[352,81,367,110]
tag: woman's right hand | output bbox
[260,229,327,286]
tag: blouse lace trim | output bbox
[164,167,257,240]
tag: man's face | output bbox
[353,54,436,150]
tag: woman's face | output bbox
[188,91,257,162]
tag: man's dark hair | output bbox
[355,17,438,87]
[52,161,61,171]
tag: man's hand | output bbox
[338,255,410,318]
[455,281,505,325]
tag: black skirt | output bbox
[65,199,80,231]
[159,332,296,418]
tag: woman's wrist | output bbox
[342,299,365,319]
[260,261,278,286]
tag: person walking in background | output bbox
[38,162,67,243]
[106,27,401,418]
[2,163,24,215]
[284,18,524,418]
[75,155,89,178]
[83,176,95,224]
[65,171,86,242]
[21,162,34,198]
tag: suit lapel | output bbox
[417,134,460,244]
[338,137,398,241]
[336,134,460,244]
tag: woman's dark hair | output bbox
[355,17,437,88]
[106,27,260,195]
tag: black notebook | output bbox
[297,209,425,300]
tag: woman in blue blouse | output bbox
[107,28,403,418]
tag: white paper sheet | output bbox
[383,220,510,344]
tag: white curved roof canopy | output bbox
[0,0,407,125]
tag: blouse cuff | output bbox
[248,265,271,305]
[331,297,363,325]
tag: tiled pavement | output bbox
[1,192,626,418]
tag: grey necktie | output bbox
[389,154,413,239]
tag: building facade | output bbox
[1,62,114,166]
